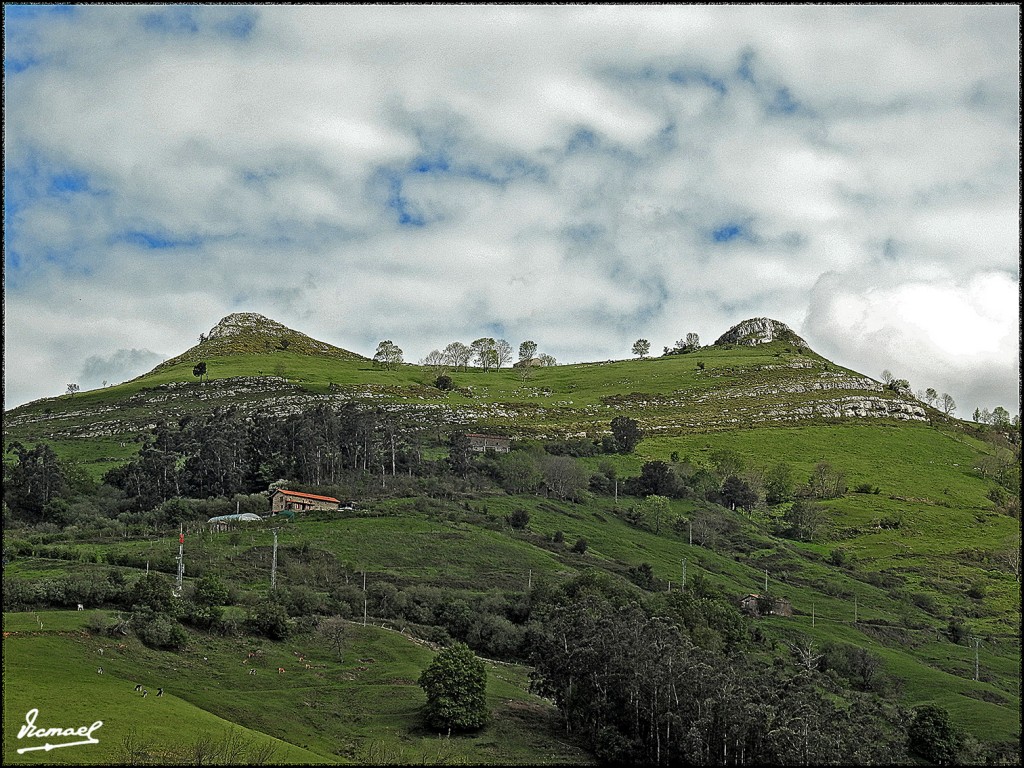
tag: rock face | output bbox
[206,313,292,340]
[714,318,809,348]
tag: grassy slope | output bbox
[3,342,1020,749]
[2,611,587,766]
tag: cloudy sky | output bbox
[4,4,1019,418]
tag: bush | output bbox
[248,599,292,640]
[435,375,454,391]
[572,537,588,555]
[418,642,489,732]
[506,508,530,530]
[134,609,188,651]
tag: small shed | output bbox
[467,433,511,453]
[270,489,341,513]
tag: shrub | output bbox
[506,508,530,530]
[572,537,588,555]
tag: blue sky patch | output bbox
[113,230,203,250]
[711,222,748,243]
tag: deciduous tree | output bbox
[632,339,650,359]
[418,642,489,732]
[373,340,404,370]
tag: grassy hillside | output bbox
[3,610,586,765]
[3,316,1019,761]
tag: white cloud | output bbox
[3,4,1019,418]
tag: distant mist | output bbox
[79,348,165,390]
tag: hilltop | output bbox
[155,313,366,369]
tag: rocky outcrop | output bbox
[714,318,809,348]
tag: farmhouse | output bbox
[467,433,511,453]
[739,593,793,618]
[270,489,341,513]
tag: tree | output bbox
[572,537,588,554]
[807,461,846,499]
[542,455,589,501]
[417,642,489,732]
[610,416,642,454]
[764,461,793,504]
[719,475,758,512]
[193,361,207,383]
[443,341,472,372]
[991,406,1011,427]
[4,442,67,521]
[470,338,498,371]
[66,383,80,396]
[193,574,228,608]
[785,499,828,541]
[373,340,404,370]
[434,374,454,391]
[536,353,557,367]
[685,332,700,350]
[518,340,537,365]
[496,451,541,494]
[421,349,447,376]
[908,705,963,765]
[447,431,472,477]
[636,494,672,534]
[632,339,650,359]
[940,393,956,416]
[494,339,513,369]
[923,387,938,407]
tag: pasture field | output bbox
[2,610,588,765]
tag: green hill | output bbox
[3,313,1020,763]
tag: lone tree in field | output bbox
[373,340,404,370]
[632,338,651,359]
[610,416,643,454]
[192,362,207,383]
[417,642,489,732]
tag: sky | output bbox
[3,4,1020,419]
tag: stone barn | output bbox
[270,489,341,513]
[467,434,511,453]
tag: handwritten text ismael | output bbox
[17,708,103,754]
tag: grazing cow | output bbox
[97,667,104,675]
[134,684,142,691]
[142,690,148,698]
[248,669,257,675]
[277,667,285,674]
[77,603,84,611]
[98,648,104,655]
[157,688,163,697]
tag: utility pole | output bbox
[174,526,184,596]
[681,559,687,593]
[270,528,279,590]
[688,519,692,546]
[764,568,768,593]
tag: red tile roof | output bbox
[273,489,340,503]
